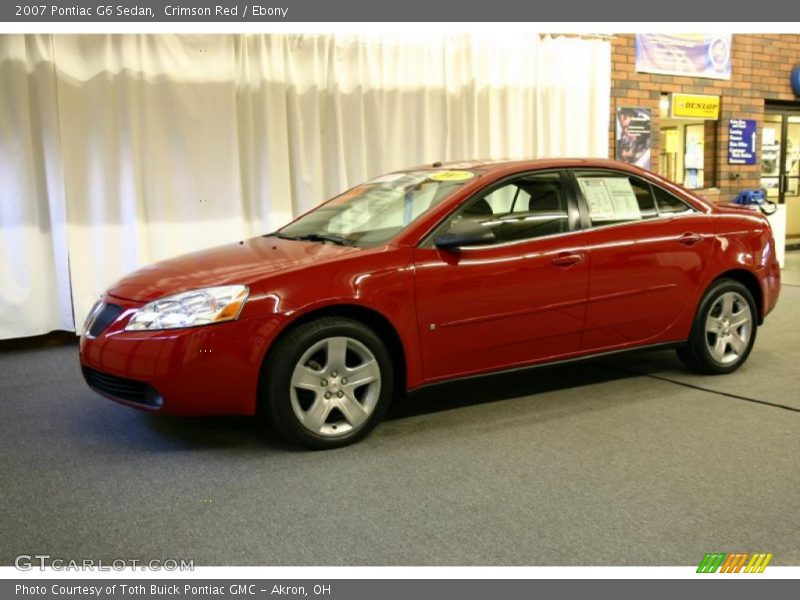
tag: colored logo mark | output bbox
[697,552,773,573]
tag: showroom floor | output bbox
[1,255,799,567]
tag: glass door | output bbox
[761,108,800,244]
[761,114,782,199]
[658,120,707,190]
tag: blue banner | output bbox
[728,119,758,165]
[635,34,732,80]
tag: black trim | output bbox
[410,341,685,392]
[565,168,591,229]
[82,367,163,409]
[88,303,123,338]
[764,100,800,113]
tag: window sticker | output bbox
[428,170,475,182]
[327,186,371,206]
[368,172,436,187]
[578,177,642,222]
[368,172,408,184]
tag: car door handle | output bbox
[678,232,703,245]
[551,253,584,267]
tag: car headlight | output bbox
[125,285,249,331]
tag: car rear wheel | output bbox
[676,279,757,375]
[263,317,393,449]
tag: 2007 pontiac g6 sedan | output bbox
[80,159,781,448]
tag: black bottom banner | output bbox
[4,579,798,600]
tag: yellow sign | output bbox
[428,170,475,182]
[665,129,679,153]
[671,93,720,119]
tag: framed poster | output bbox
[636,34,732,80]
[616,107,652,170]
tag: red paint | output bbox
[80,159,781,415]
[413,236,589,380]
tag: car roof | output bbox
[406,158,648,174]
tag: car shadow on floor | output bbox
[139,414,287,450]
[386,356,649,421]
[130,349,678,451]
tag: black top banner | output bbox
[2,0,800,22]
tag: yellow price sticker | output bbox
[428,170,475,182]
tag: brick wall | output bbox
[610,34,800,202]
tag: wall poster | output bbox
[615,107,652,170]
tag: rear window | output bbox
[575,173,656,225]
[653,185,696,215]
[575,170,696,226]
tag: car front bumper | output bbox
[79,295,282,416]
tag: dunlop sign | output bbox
[671,93,720,119]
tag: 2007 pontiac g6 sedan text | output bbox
[80,159,781,448]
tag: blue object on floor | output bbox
[733,189,767,206]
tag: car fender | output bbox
[245,247,424,390]
[700,211,778,320]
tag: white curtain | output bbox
[0,33,610,340]
[0,36,74,338]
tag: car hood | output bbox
[107,236,360,303]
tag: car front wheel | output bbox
[676,278,757,375]
[263,317,394,449]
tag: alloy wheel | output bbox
[289,336,382,437]
[704,291,753,365]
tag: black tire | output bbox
[676,278,758,375]
[262,317,394,449]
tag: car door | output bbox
[569,169,715,351]
[413,170,590,382]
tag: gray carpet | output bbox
[1,282,798,566]
[601,285,800,411]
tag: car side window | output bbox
[482,184,531,214]
[575,171,658,226]
[653,185,697,215]
[447,172,569,244]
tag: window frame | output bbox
[567,168,700,231]
[419,169,582,249]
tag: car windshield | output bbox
[275,170,477,248]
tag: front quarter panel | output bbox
[80,244,420,415]
[244,244,423,390]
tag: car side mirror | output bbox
[434,220,496,250]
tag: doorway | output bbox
[762,104,800,246]
[659,120,707,190]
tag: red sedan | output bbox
[80,159,781,448]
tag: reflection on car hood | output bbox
[712,202,761,214]
[106,236,359,302]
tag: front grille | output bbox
[89,303,124,337]
[82,367,163,408]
